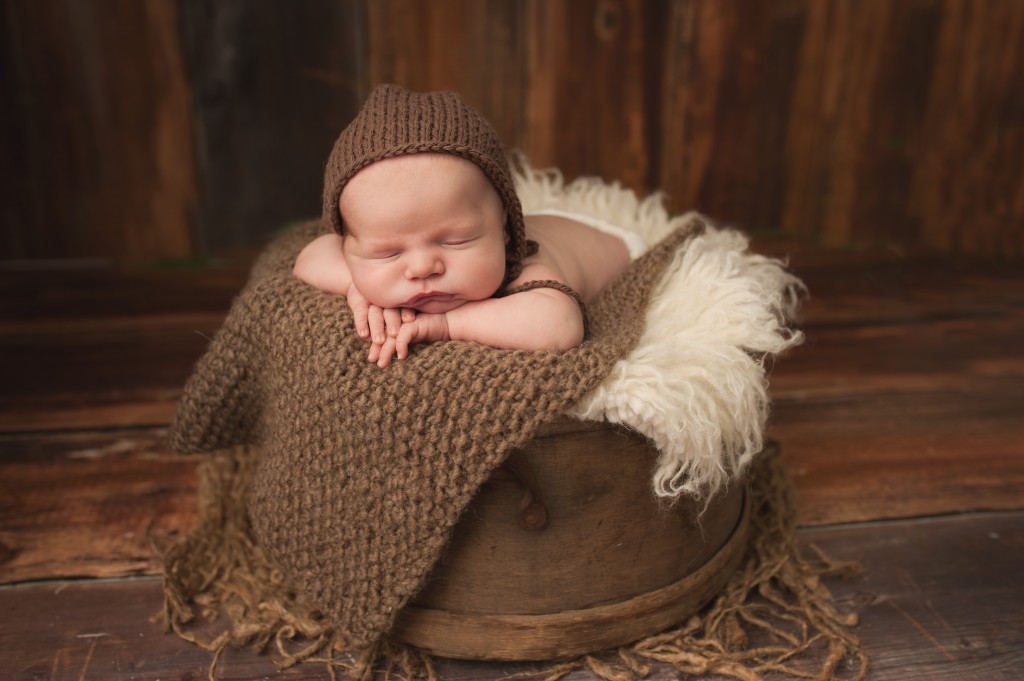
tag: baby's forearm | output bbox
[445,289,584,351]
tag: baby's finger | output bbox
[395,326,412,361]
[376,336,398,368]
[367,339,382,364]
[345,288,371,339]
[401,307,416,323]
[367,305,386,344]
[383,308,403,338]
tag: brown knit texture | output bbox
[322,84,534,284]
[167,215,705,653]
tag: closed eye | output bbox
[366,251,401,261]
[442,237,478,248]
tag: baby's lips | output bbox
[404,292,454,308]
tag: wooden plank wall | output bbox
[2,0,1021,261]
[178,0,364,254]
[0,0,197,261]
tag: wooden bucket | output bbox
[393,417,750,660]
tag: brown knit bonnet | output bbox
[322,84,533,284]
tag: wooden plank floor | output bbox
[1,243,1022,680]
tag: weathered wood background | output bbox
[2,0,1022,261]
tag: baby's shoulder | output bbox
[521,214,632,302]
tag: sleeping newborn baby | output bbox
[294,84,645,367]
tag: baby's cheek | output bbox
[471,266,506,300]
[350,269,390,307]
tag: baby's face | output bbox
[339,153,508,314]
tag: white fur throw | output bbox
[513,160,806,500]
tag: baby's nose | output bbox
[406,250,444,279]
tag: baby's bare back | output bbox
[522,214,633,303]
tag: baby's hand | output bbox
[345,283,415,344]
[368,313,449,368]
[394,314,450,364]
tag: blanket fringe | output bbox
[159,445,866,680]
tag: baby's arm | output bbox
[389,265,585,366]
[292,234,353,295]
[293,234,413,343]
[447,286,584,349]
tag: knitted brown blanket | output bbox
[168,216,704,652]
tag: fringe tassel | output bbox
[159,446,866,680]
